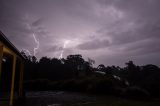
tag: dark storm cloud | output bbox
[32,18,44,27]
[123,38,160,56]
[0,0,32,48]
[0,0,160,66]
[77,39,110,50]
[0,0,50,57]
[45,45,62,53]
[84,0,160,66]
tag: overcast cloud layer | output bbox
[0,0,160,66]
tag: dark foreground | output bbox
[15,91,160,106]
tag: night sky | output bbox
[0,0,160,66]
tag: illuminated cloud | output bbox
[1,0,160,66]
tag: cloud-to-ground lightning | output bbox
[33,33,40,56]
[22,22,40,56]
[59,40,70,59]
[22,49,31,56]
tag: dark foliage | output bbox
[21,52,160,97]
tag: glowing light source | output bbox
[22,23,40,56]
[33,34,40,56]
[22,49,31,56]
[59,40,70,59]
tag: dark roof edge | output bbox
[0,30,25,60]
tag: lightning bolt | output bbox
[22,49,31,56]
[59,40,70,59]
[33,33,40,56]
[23,22,40,56]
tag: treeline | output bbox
[21,52,160,98]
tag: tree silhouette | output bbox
[21,52,160,97]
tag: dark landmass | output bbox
[18,91,160,106]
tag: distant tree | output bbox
[31,56,37,63]
[125,61,136,71]
[97,64,106,72]
[65,55,84,77]
[124,61,141,85]
[138,64,160,96]
[20,51,160,97]
[66,54,85,67]
[88,58,95,66]
[39,57,51,65]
